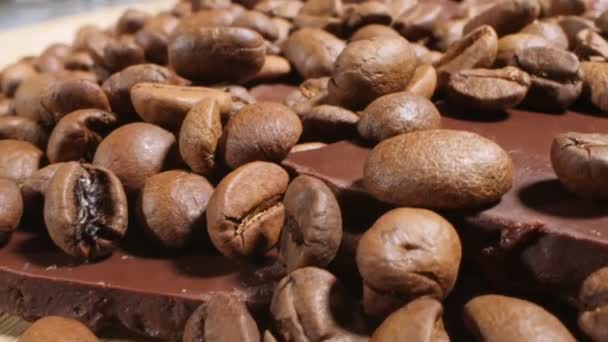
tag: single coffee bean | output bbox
[255,0,303,19]
[137,170,213,248]
[44,162,128,260]
[290,142,327,153]
[404,64,437,99]
[514,46,583,112]
[464,0,540,37]
[245,55,292,83]
[46,109,116,164]
[575,28,608,61]
[358,92,441,143]
[183,293,260,342]
[299,104,359,142]
[328,36,417,110]
[1,61,37,97]
[221,102,302,169]
[0,116,47,148]
[464,295,576,342]
[233,10,279,41]
[169,27,266,84]
[357,208,461,317]
[496,33,553,67]
[558,15,597,49]
[270,267,368,342]
[42,78,111,124]
[93,122,177,195]
[21,163,65,220]
[0,97,14,117]
[116,8,149,35]
[102,36,146,73]
[393,2,443,41]
[551,132,608,199]
[350,24,401,42]
[371,297,449,342]
[102,64,185,122]
[131,83,232,132]
[435,25,498,90]
[0,140,44,184]
[19,316,99,342]
[447,66,531,112]
[540,0,588,17]
[579,267,608,342]
[283,28,345,79]
[0,179,23,244]
[279,175,342,273]
[206,161,287,259]
[342,2,392,33]
[284,77,329,115]
[13,73,56,128]
[581,61,608,112]
[521,20,569,50]
[179,99,222,176]
[365,130,513,209]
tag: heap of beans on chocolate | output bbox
[2,0,608,341]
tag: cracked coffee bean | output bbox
[551,132,608,199]
[44,162,128,260]
[356,208,461,318]
[20,316,99,342]
[464,295,576,342]
[0,116,47,149]
[206,161,288,259]
[179,99,222,176]
[0,179,23,244]
[46,109,116,164]
[282,28,345,79]
[0,140,44,184]
[183,293,260,342]
[278,175,342,273]
[579,267,608,342]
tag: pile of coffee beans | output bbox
[1,0,608,341]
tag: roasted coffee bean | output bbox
[299,0,343,17]
[371,297,449,342]
[102,64,184,122]
[116,8,149,35]
[131,83,232,132]
[447,66,531,112]
[521,20,569,50]
[350,24,401,42]
[284,77,329,115]
[357,208,461,317]
[404,64,437,100]
[1,61,37,97]
[299,104,359,142]
[581,61,608,112]
[93,123,177,195]
[290,142,327,153]
[495,33,552,67]
[278,175,342,272]
[221,102,302,169]
[0,179,22,244]
[72,25,103,52]
[255,0,303,19]
[64,52,96,72]
[575,29,608,61]
[233,10,279,41]
[213,84,257,120]
[0,140,44,184]
[102,36,146,73]
[514,46,582,112]
[263,330,278,342]
[41,78,111,124]
[179,99,222,176]
[358,92,441,143]
[393,2,442,41]
[183,293,260,342]
[134,13,179,65]
[245,55,292,83]
[558,15,597,49]
[283,28,345,79]
[328,36,417,110]
[169,27,266,84]
[464,0,540,37]
[0,98,14,117]
[365,130,513,209]
[36,44,71,73]
[270,267,368,341]
[173,9,235,35]
[206,161,287,259]
[435,25,498,90]
[19,316,99,342]
[342,1,392,33]
[44,162,128,260]
[79,30,114,67]
[464,295,576,342]
[551,132,608,199]
[579,267,608,342]
[540,0,588,17]
[271,17,292,43]
[21,163,65,218]
[47,109,116,164]
[13,73,56,128]
[597,10,608,36]
[190,0,232,11]
[137,170,213,248]
[0,116,47,148]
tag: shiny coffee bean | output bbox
[463,0,540,37]
[579,267,608,342]
[358,92,441,143]
[47,109,116,164]
[364,130,513,209]
[350,24,401,42]
[44,162,128,260]
[0,116,47,149]
[270,267,368,342]
[138,170,213,248]
[19,316,99,342]
[221,102,302,169]
[183,293,260,342]
[279,175,342,273]
[521,20,569,50]
[0,140,44,184]
[464,295,576,342]
[393,2,443,41]
[206,161,287,259]
[299,104,359,142]
[404,64,437,100]
[357,208,461,318]
[244,55,292,83]
[581,61,608,112]
[179,99,222,176]
[0,179,23,244]
[283,28,345,79]
[93,123,177,195]
[1,61,37,97]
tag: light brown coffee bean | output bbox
[173,9,235,35]
[299,0,343,17]
[464,295,576,342]
[290,142,327,153]
[233,10,279,41]
[20,316,99,342]
[521,20,569,50]
[255,0,303,19]
[579,267,608,342]
[597,10,608,36]
[558,15,597,49]
[299,104,359,142]
[0,116,47,149]
[404,64,437,99]
[433,18,466,53]
[212,84,257,121]
[342,1,392,33]
[581,61,608,112]
[364,130,513,209]
[36,43,70,73]
[350,24,401,42]
[283,28,345,79]
[358,92,441,142]
[0,98,14,117]
[393,2,443,41]
[245,55,292,83]
[0,140,44,184]
[0,179,23,244]
[179,99,222,176]
[41,78,111,124]
[464,0,540,37]
[206,161,287,259]
[575,28,608,61]
[495,33,553,66]
[1,61,37,97]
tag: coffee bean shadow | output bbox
[13,233,79,268]
[518,179,608,218]
[436,101,510,122]
[172,253,244,278]
[569,100,608,118]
